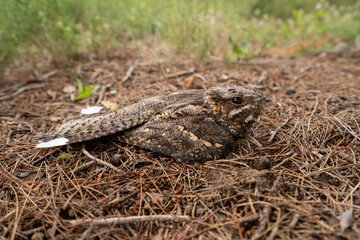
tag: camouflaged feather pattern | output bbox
[36,86,270,161]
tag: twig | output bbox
[268,119,290,142]
[342,181,360,203]
[307,98,318,130]
[79,224,93,240]
[253,205,271,239]
[237,214,260,223]
[32,149,59,165]
[100,191,138,209]
[268,226,279,240]
[38,70,58,81]
[333,115,360,140]
[195,73,207,82]
[71,160,96,174]
[69,215,190,225]
[305,162,360,177]
[186,217,258,239]
[0,84,43,101]
[19,226,44,236]
[165,68,195,78]
[125,224,137,237]
[6,130,13,145]
[82,147,123,173]
[121,65,135,83]
[95,84,110,105]
[289,214,301,228]
[247,135,262,147]
[272,152,297,169]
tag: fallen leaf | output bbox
[184,74,196,89]
[101,100,119,113]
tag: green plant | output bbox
[58,145,75,160]
[58,153,72,159]
[227,37,270,62]
[73,77,99,102]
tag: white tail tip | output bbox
[80,106,103,115]
[36,137,69,148]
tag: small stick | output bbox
[305,162,360,177]
[254,205,271,237]
[247,135,262,147]
[268,119,290,142]
[21,226,44,236]
[82,147,123,173]
[6,130,13,144]
[95,84,110,105]
[186,217,258,239]
[237,215,259,224]
[165,68,195,78]
[268,226,279,240]
[69,214,190,225]
[38,70,58,81]
[289,213,300,228]
[100,191,138,209]
[0,84,43,101]
[333,115,360,140]
[32,149,59,165]
[80,225,93,240]
[71,160,96,174]
[195,73,207,82]
[121,65,135,83]
[307,98,318,130]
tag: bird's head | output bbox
[205,86,271,137]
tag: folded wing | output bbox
[36,89,204,148]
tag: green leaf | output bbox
[73,81,99,102]
[73,95,83,102]
[232,43,244,55]
[58,153,72,159]
[84,85,92,95]
[89,84,99,95]
[76,77,83,92]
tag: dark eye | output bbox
[231,97,243,105]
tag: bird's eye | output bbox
[231,97,243,105]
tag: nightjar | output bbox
[36,86,271,161]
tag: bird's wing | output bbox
[36,89,204,148]
[119,115,234,162]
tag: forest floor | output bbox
[1,49,360,239]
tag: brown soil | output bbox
[1,49,360,239]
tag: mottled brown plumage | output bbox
[36,86,271,161]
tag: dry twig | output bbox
[82,147,123,173]
[121,65,135,83]
[69,215,190,225]
[0,84,43,101]
[165,68,195,78]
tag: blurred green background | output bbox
[1,0,359,71]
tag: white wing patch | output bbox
[36,137,69,148]
[80,106,103,115]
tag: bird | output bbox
[35,86,271,161]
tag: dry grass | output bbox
[1,50,360,239]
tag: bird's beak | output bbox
[262,96,272,103]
